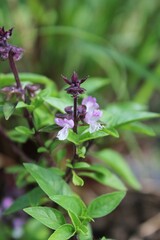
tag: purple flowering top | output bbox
[55,96,103,140]
[0,27,23,61]
[62,72,87,97]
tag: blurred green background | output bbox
[1,0,160,172]
[0,0,160,239]
[1,0,160,103]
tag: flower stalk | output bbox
[8,51,22,89]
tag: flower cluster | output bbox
[82,96,103,133]
[0,27,23,61]
[55,96,103,140]
[62,71,87,97]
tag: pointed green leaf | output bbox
[38,124,59,133]
[73,162,90,169]
[48,224,75,240]
[79,129,109,142]
[87,191,126,218]
[95,149,141,190]
[4,187,44,215]
[82,77,110,94]
[3,102,17,120]
[50,195,86,216]
[44,97,72,112]
[24,163,72,198]
[121,122,155,136]
[68,211,88,234]
[15,126,35,136]
[78,224,93,240]
[79,164,126,190]
[24,207,65,230]
[72,171,84,186]
[103,103,160,128]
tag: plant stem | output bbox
[73,96,78,133]
[8,53,54,165]
[8,51,22,89]
[0,126,33,163]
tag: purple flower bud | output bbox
[0,27,24,61]
[77,104,86,121]
[0,27,13,43]
[62,72,87,97]
[64,106,73,114]
[9,46,24,61]
[24,84,41,97]
[55,118,74,140]
[1,85,25,100]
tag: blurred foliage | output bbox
[0,1,160,239]
[0,0,160,104]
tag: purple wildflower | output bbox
[0,27,23,61]
[12,217,24,239]
[55,118,74,140]
[82,96,103,133]
[1,197,13,209]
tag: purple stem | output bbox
[73,96,78,133]
[8,52,54,165]
[8,51,22,89]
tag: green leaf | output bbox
[79,165,126,191]
[87,191,126,218]
[48,224,75,240]
[95,149,141,190]
[68,211,88,234]
[79,129,109,143]
[102,127,119,138]
[0,73,57,90]
[121,122,155,136]
[77,146,86,158]
[16,101,29,109]
[78,224,93,240]
[103,103,160,128]
[7,129,29,143]
[72,171,84,186]
[24,207,66,230]
[50,195,86,216]
[24,163,72,198]
[3,102,17,120]
[73,162,91,169]
[15,126,35,136]
[38,124,59,133]
[37,147,48,153]
[46,139,61,152]
[44,97,72,112]
[4,187,44,215]
[67,130,79,145]
[82,77,110,94]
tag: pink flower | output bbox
[82,96,103,133]
[55,118,74,140]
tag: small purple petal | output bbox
[55,118,74,140]
[89,122,103,133]
[71,71,78,82]
[82,96,103,133]
[57,126,69,140]
[55,118,74,128]
[82,96,99,111]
